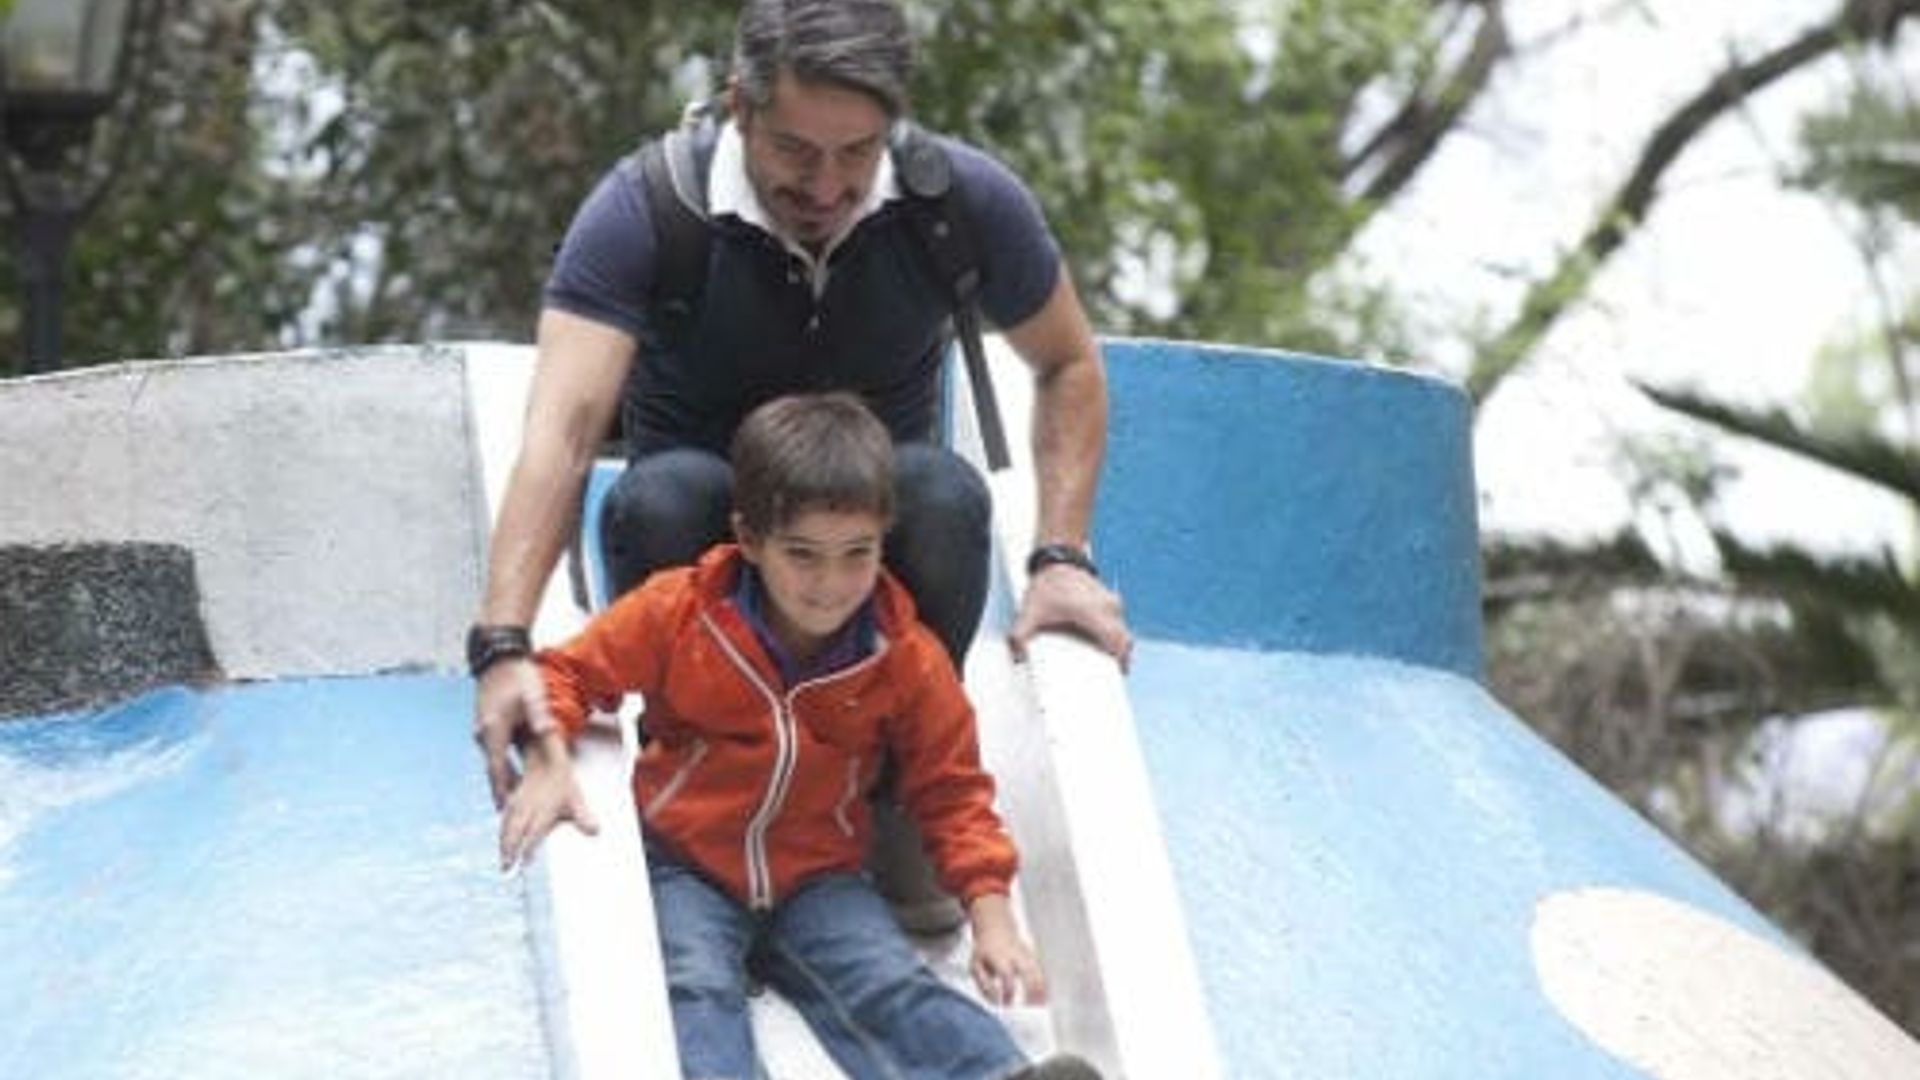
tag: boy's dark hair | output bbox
[733,0,913,118]
[731,393,895,536]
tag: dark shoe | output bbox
[1010,1053,1104,1079]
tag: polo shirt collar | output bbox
[709,119,900,261]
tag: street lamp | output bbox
[0,0,143,374]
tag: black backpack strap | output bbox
[891,122,1011,472]
[636,121,714,342]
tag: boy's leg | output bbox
[600,447,734,600]
[757,873,1027,1080]
[649,853,765,1080]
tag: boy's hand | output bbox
[497,733,600,871]
[966,893,1047,1006]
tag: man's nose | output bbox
[803,163,850,206]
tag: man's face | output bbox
[735,72,890,250]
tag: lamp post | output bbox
[0,0,141,374]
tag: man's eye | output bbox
[775,139,817,163]
[838,142,881,167]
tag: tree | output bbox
[1486,54,1920,1032]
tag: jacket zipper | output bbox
[833,755,863,838]
[698,610,889,909]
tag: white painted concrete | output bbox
[1533,887,1920,1079]
[463,348,681,1080]
[0,348,482,679]
[951,339,1225,1080]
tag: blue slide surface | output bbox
[0,677,546,1079]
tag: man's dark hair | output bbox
[731,393,896,536]
[732,0,913,118]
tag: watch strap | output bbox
[1026,542,1099,580]
[466,624,532,678]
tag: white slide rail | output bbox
[463,345,682,1080]
[950,338,1224,1080]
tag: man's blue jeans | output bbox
[649,855,1028,1080]
[600,442,990,667]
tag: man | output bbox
[470,0,1130,807]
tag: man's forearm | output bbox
[479,439,592,627]
[1030,349,1107,548]
[479,309,635,629]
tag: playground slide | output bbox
[6,341,1920,1079]
[467,348,1219,1080]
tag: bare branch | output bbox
[1465,0,1920,405]
[1638,380,1920,501]
[1346,0,1510,205]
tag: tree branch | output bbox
[1465,0,1920,405]
[1638,380,1920,502]
[1346,0,1510,206]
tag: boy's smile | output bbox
[738,507,886,662]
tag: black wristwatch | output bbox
[466,624,532,678]
[1026,542,1099,580]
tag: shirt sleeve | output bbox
[946,140,1064,332]
[885,630,1019,902]
[536,568,682,737]
[542,158,658,341]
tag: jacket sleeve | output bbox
[885,631,1019,902]
[536,571,683,737]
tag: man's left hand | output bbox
[1008,564,1131,671]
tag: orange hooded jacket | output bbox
[537,544,1017,911]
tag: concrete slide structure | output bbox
[1,341,1915,1079]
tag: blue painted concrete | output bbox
[1129,642,1788,1078]
[0,677,547,1080]
[1094,341,1483,678]
[1,340,1810,1078]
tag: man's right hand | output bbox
[473,656,559,808]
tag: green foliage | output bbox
[2,0,1456,369]
[1799,84,1920,227]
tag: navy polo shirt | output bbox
[543,122,1063,454]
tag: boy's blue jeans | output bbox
[649,854,1028,1080]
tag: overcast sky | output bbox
[1351,0,1915,564]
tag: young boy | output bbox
[498,393,1100,1080]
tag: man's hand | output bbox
[473,656,560,808]
[1008,565,1132,671]
[497,730,600,872]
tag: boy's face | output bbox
[737,507,887,657]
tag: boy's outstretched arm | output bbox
[497,729,600,871]
[967,893,1047,1007]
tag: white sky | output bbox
[1350,0,1916,563]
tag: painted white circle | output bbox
[1532,887,1920,1079]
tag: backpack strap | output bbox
[636,111,717,345]
[891,121,1011,472]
